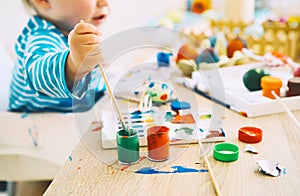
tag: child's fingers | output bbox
[71,33,101,45]
[84,34,101,45]
[74,22,101,35]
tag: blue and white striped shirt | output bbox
[9,15,105,112]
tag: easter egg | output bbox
[177,59,198,77]
[176,43,198,63]
[146,81,173,103]
[243,68,270,91]
[196,48,219,64]
[294,67,300,77]
[227,37,248,58]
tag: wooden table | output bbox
[44,81,300,195]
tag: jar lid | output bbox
[213,142,239,162]
[288,77,300,87]
[287,77,300,96]
[261,76,282,89]
[238,126,263,143]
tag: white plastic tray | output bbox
[191,63,300,117]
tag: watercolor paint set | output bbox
[100,107,226,149]
[191,63,300,117]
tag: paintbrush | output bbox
[271,91,300,129]
[78,20,128,134]
[98,64,129,133]
[199,140,221,196]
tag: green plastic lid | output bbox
[213,142,239,162]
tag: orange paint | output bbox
[239,111,248,117]
[91,126,102,132]
[160,94,168,101]
[171,114,195,124]
[120,165,130,171]
[147,126,170,162]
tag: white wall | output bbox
[0,0,185,58]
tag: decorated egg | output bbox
[227,36,248,58]
[243,68,270,91]
[294,67,300,77]
[196,48,219,64]
[146,81,173,103]
[176,43,198,63]
[177,59,198,77]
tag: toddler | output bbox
[9,0,110,112]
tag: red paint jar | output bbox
[147,126,170,162]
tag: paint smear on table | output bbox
[135,166,208,174]
[21,113,30,119]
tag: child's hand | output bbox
[66,21,103,87]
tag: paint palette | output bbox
[100,107,226,149]
[191,63,300,117]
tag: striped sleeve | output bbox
[23,31,90,99]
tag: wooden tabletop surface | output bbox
[44,80,300,195]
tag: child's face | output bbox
[47,0,109,34]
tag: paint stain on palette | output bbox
[120,109,225,143]
[101,108,226,149]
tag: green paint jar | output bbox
[116,129,140,164]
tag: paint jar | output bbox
[261,76,282,99]
[157,52,172,67]
[147,126,170,162]
[116,129,140,164]
[286,77,300,97]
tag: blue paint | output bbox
[135,167,171,174]
[220,128,226,136]
[68,155,73,161]
[132,124,143,129]
[171,101,191,110]
[135,166,208,174]
[148,82,155,88]
[131,110,154,115]
[131,115,142,119]
[171,166,208,173]
[21,113,30,119]
[161,83,168,90]
[165,112,173,122]
[157,52,173,67]
[28,128,38,146]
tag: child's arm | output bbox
[66,21,103,90]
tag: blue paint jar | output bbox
[157,52,172,67]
